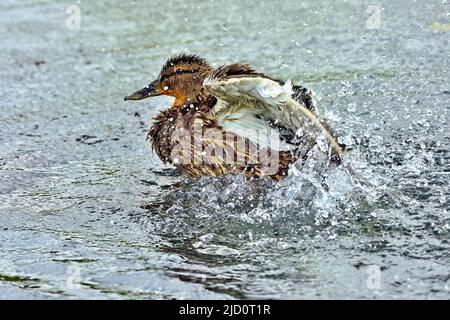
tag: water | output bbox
[0,0,449,299]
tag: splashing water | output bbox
[1,0,449,299]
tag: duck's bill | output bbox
[124,80,161,101]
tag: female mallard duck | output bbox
[125,54,344,180]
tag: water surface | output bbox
[0,0,449,299]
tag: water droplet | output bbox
[347,103,357,112]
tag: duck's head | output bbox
[124,53,212,106]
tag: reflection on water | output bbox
[0,0,449,299]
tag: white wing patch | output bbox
[203,72,344,157]
[217,110,297,151]
[255,79,293,104]
[204,76,293,108]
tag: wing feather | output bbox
[203,64,344,158]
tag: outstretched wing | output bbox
[203,64,343,158]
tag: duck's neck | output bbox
[172,93,189,107]
[171,88,204,108]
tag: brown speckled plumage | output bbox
[126,54,344,180]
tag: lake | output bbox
[0,0,449,299]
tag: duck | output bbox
[125,53,344,180]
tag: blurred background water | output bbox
[0,0,449,299]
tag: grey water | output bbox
[0,0,449,299]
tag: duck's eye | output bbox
[175,69,184,75]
